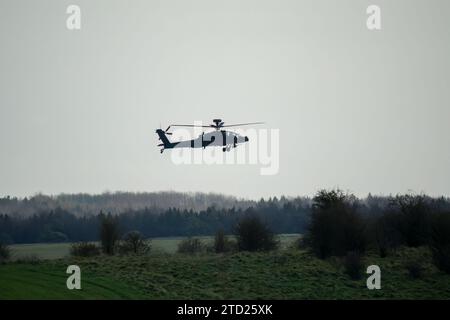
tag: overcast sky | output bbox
[1,0,449,199]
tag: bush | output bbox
[235,215,278,252]
[177,237,205,254]
[70,242,101,257]
[0,242,11,263]
[344,251,364,280]
[291,235,309,251]
[15,254,40,264]
[119,231,151,255]
[405,259,424,279]
[430,213,450,274]
[308,189,367,258]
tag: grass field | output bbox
[9,234,299,260]
[1,241,450,299]
[0,263,147,299]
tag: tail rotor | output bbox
[156,125,174,153]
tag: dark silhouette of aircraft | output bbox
[156,119,263,153]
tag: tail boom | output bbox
[156,129,176,153]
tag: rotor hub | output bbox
[212,119,224,129]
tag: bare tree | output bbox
[308,189,367,258]
[119,231,151,255]
[235,214,278,252]
[213,229,235,253]
[99,212,120,255]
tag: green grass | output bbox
[0,263,147,299]
[9,234,299,260]
[1,245,450,299]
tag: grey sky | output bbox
[1,0,449,199]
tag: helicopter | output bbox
[156,119,263,153]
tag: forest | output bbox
[0,197,308,244]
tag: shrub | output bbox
[235,215,278,252]
[344,251,364,280]
[308,189,367,258]
[70,242,101,257]
[430,213,450,274]
[119,231,151,255]
[0,242,11,263]
[15,254,40,264]
[291,235,308,250]
[405,259,424,279]
[177,237,205,254]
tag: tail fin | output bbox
[156,129,173,152]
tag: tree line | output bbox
[0,200,310,244]
[0,191,258,217]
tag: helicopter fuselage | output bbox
[157,129,249,153]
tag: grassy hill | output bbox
[1,246,450,299]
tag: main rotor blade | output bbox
[221,122,264,127]
[170,124,212,128]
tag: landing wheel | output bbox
[222,147,226,152]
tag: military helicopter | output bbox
[156,119,263,153]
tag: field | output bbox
[0,263,147,299]
[9,234,299,260]
[1,236,450,299]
